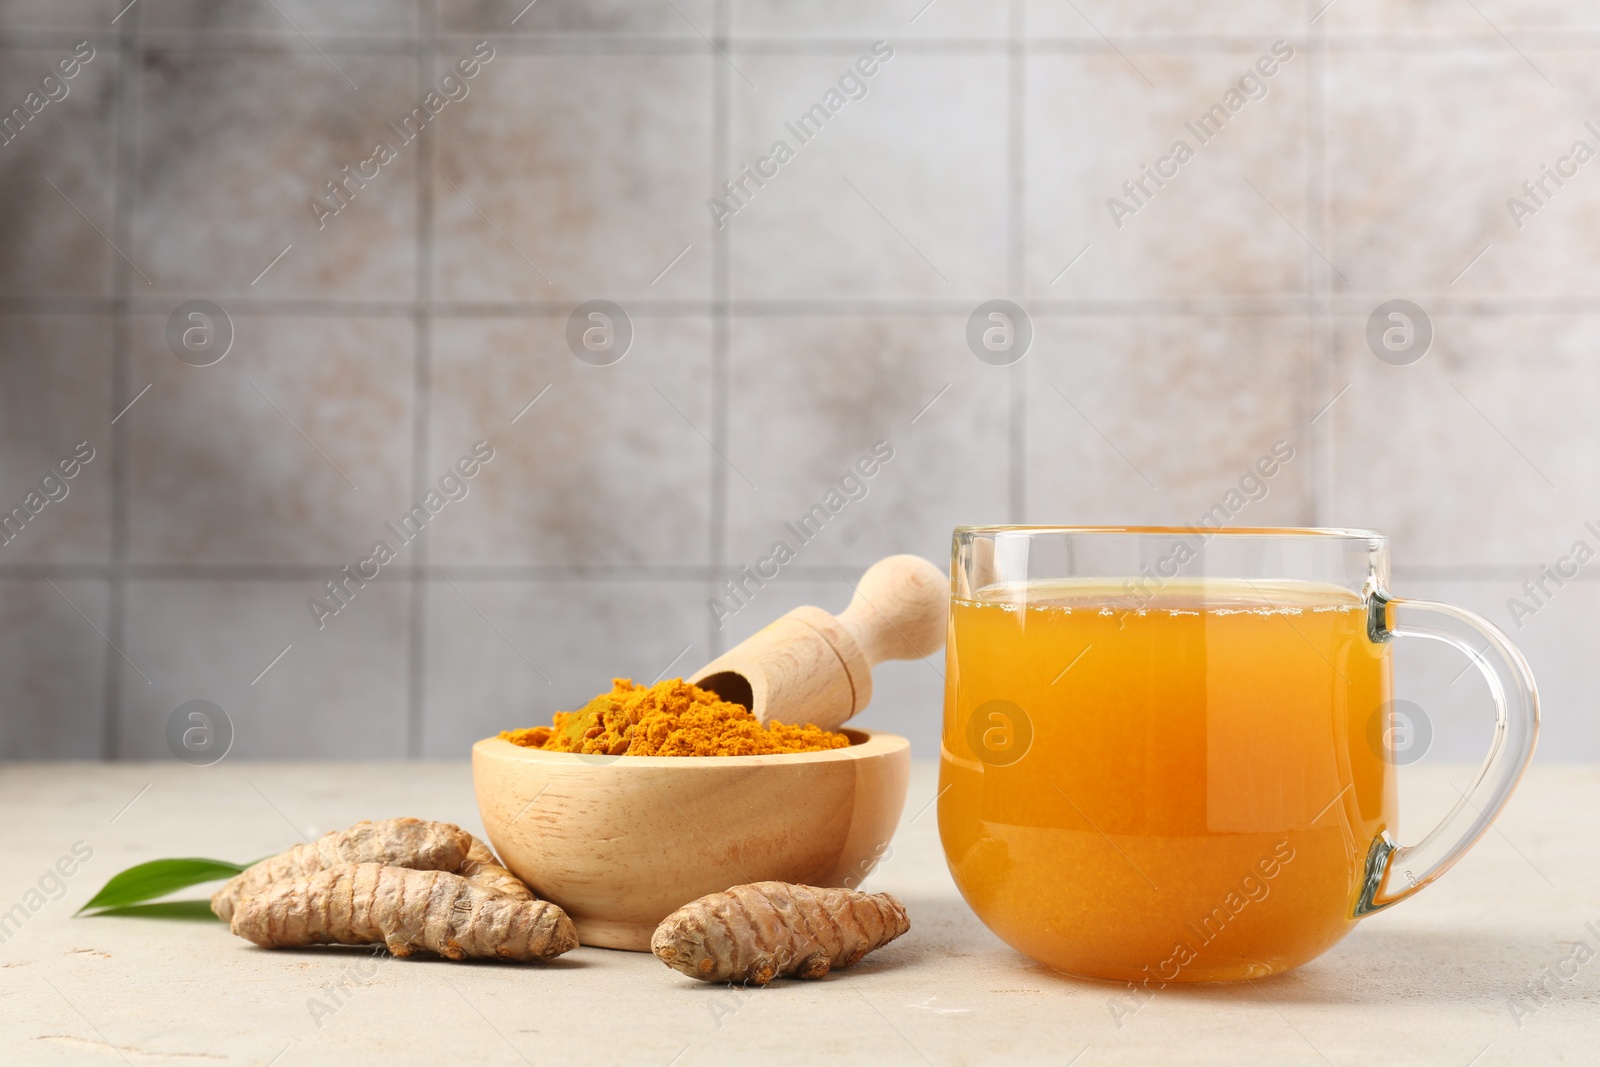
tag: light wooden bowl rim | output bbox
[472,727,908,769]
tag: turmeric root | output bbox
[651,881,909,985]
[460,837,533,901]
[211,818,474,922]
[229,864,578,962]
[212,817,562,962]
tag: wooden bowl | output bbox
[472,729,910,951]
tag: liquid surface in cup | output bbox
[939,579,1395,983]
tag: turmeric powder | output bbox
[499,678,851,757]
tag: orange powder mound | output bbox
[498,678,852,757]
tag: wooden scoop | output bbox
[689,554,949,732]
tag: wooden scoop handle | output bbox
[838,554,950,667]
[688,554,949,731]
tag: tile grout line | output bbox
[9,27,1600,55]
[16,294,1600,318]
[405,0,438,760]
[102,3,142,760]
[1007,0,1027,524]
[1309,0,1333,527]
[707,0,731,661]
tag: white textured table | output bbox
[1,761,1595,1066]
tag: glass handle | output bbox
[1356,595,1540,914]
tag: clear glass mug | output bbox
[938,526,1538,983]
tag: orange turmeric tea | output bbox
[939,579,1395,983]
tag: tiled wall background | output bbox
[3,0,1598,763]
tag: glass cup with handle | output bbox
[938,526,1539,983]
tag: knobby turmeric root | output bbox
[211,818,474,922]
[459,837,534,902]
[651,882,910,985]
[211,818,560,964]
[230,864,578,962]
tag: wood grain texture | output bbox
[837,552,950,665]
[472,729,911,951]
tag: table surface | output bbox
[0,760,1595,1066]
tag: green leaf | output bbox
[77,858,247,915]
[80,900,220,921]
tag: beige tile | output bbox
[1326,313,1600,568]
[1318,1,1478,32]
[427,315,712,566]
[0,314,112,564]
[432,52,712,304]
[733,0,1005,39]
[728,51,1008,301]
[421,578,707,757]
[1027,46,1310,299]
[726,315,1009,569]
[0,580,107,758]
[1388,578,1598,763]
[127,313,415,565]
[715,577,946,758]
[0,3,106,30]
[118,579,410,759]
[133,47,420,301]
[441,0,713,35]
[0,43,116,297]
[1326,48,1595,297]
[140,1,420,36]
[1026,314,1315,526]
[1323,1,1600,32]
[1026,0,1301,37]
